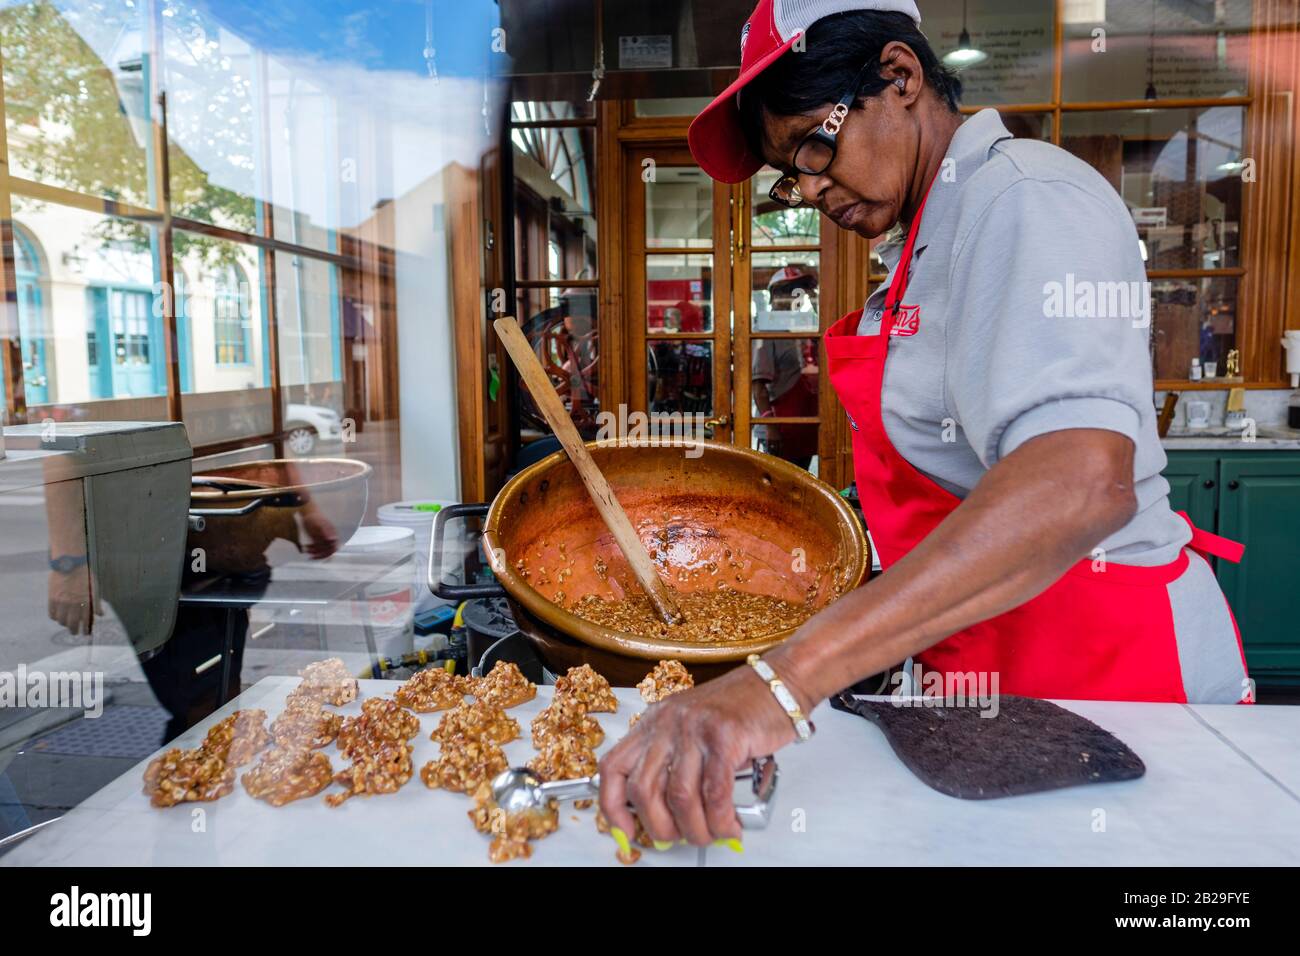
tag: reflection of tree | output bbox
[1,0,253,267]
[752,204,819,244]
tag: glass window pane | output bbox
[1152,276,1239,382]
[1063,0,1251,102]
[752,337,819,418]
[175,232,271,446]
[646,167,712,249]
[634,97,712,117]
[275,251,344,455]
[647,340,712,416]
[161,0,260,233]
[2,0,153,207]
[647,254,712,333]
[512,125,597,281]
[752,423,819,475]
[927,0,1054,106]
[511,100,594,121]
[1061,107,1244,269]
[752,253,819,332]
[751,169,820,247]
[266,59,338,253]
[12,196,165,413]
[515,287,600,437]
[997,111,1052,141]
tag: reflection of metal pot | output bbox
[188,458,371,575]
[431,440,870,685]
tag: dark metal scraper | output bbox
[832,693,1146,799]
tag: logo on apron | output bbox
[889,304,920,337]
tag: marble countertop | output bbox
[5,678,1298,867]
[1161,425,1300,450]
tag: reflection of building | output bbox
[10,194,268,410]
[0,0,489,508]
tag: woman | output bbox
[597,0,1250,848]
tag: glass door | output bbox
[621,147,843,479]
[626,148,733,441]
[733,169,826,474]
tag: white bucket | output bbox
[377,499,455,597]
[340,525,416,660]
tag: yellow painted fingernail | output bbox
[714,838,744,853]
[652,840,673,851]
[610,827,632,857]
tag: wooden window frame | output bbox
[0,7,387,462]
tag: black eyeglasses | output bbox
[769,60,879,209]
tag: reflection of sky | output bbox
[0,1,507,229]
[0,0,503,79]
[1152,107,1243,181]
[183,0,501,78]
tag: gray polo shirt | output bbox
[857,109,1190,566]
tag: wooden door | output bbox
[732,169,830,475]
[625,147,734,441]
[619,144,858,483]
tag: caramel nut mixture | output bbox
[527,735,598,810]
[336,698,421,753]
[420,738,509,794]
[142,747,236,808]
[395,667,469,713]
[270,696,342,749]
[468,780,559,864]
[326,737,414,807]
[466,661,536,709]
[530,694,604,750]
[290,657,359,706]
[636,660,694,703]
[201,709,272,767]
[430,699,520,747]
[572,590,812,643]
[553,664,618,713]
[241,746,334,806]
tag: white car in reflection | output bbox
[284,403,344,456]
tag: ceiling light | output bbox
[943,30,989,68]
[943,1,988,69]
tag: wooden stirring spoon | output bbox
[493,317,684,627]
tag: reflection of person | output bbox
[44,473,99,636]
[752,266,819,467]
[142,462,339,741]
[675,297,705,332]
[600,0,1250,848]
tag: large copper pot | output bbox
[188,458,371,575]
[432,440,870,685]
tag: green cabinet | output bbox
[1163,450,1300,685]
[1162,451,1219,532]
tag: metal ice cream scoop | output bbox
[490,755,778,829]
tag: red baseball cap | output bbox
[687,0,923,183]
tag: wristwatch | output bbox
[747,654,815,742]
[48,553,88,574]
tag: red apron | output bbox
[823,189,1249,704]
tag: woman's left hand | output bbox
[596,664,804,847]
